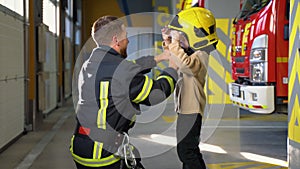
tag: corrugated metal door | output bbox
[38,24,58,115]
[0,11,25,149]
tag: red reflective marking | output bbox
[253,105,263,109]
[79,126,90,135]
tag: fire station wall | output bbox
[81,0,154,46]
[205,0,240,18]
[81,0,124,45]
[0,10,25,149]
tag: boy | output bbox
[162,7,219,169]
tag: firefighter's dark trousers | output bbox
[176,113,206,169]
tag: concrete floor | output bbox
[0,98,288,169]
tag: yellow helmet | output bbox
[168,7,218,51]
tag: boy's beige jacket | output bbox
[165,39,208,116]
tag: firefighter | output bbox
[70,15,178,169]
[162,7,219,169]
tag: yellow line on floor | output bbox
[240,114,287,121]
[207,161,287,169]
[162,115,177,123]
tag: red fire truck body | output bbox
[229,0,289,114]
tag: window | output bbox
[238,0,271,19]
[0,0,24,16]
[43,0,57,34]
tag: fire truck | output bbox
[229,0,290,114]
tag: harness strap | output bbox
[74,124,124,153]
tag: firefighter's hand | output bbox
[169,56,178,70]
[170,30,189,49]
[170,30,180,41]
[154,50,171,63]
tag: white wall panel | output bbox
[46,32,58,113]
[0,12,24,78]
[0,11,24,149]
[64,38,72,98]
[38,25,58,114]
[0,79,24,147]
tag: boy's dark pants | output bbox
[176,113,206,169]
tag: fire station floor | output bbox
[0,98,288,169]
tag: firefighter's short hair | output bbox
[91,16,124,46]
